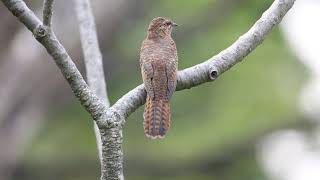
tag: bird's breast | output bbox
[141,40,176,63]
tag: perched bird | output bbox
[140,17,178,139]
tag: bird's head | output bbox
[147,17,178,39]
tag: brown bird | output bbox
[140,17,178,139]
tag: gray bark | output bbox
[74,0,117,179]
[1,0,296,179]
[0,0,145,179]
[43,0,54,26]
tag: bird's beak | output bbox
[171,22,178,27]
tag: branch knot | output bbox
[33,24,48,39]
[209,66,219,80]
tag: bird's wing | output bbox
[141,57,155,99]
[166,58,177,99]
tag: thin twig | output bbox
[43,0,54,27]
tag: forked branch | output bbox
[1,0,296,180]
[74,0,112,176]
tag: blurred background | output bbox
[0,0,319,179]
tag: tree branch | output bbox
[1,0,124,179]
[109,0,296,120]
[1,0,109,122]
[1,0,296,179]
[74,0,118,179]
[43,0,54,27]
[74,0,109,104]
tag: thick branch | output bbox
[43,0,54,26]
[110,0,296,119]
[1,0,108,122]
[75,1,122,180]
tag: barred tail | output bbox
[143,96,171,139]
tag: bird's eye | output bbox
[164,21,171,26]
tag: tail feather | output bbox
[143,96,171,139]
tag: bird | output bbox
[140,17,178,139]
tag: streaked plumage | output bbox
[140,17,178,139]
